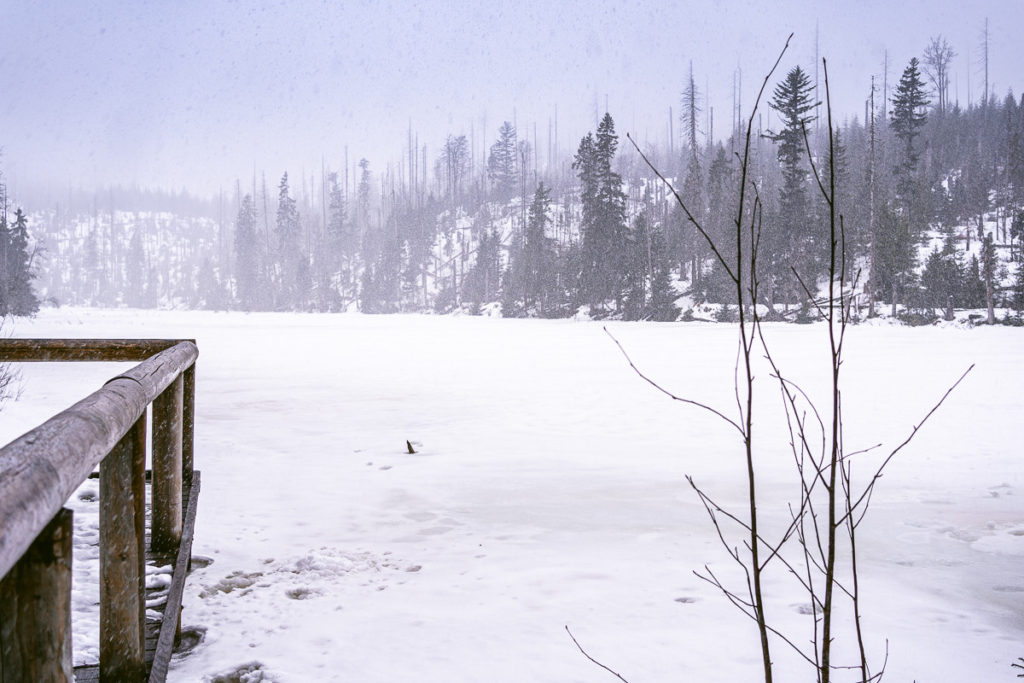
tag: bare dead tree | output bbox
[601,45,973,683]
[922,36,956,118]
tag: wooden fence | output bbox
[0,339,199,682]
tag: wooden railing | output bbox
[0,339,199,682]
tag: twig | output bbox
[604,326,744,435]
[843,364,974,525]
[565,626,631,683]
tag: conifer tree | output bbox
[126,229,146,307]
[573,113,628,314]
[1011,260,1024,315]
[502,183,559,317]
[464,224,502,314]
[982,232,997,323]
[768,65,819,306]
[4,209,39,316]
[325,172,352,305]
[275,172,303,308]
[234,194,262,310]
[488,122,519,201]
[890,58,929,202]
[0,206,37,317]
[680,68,707,289]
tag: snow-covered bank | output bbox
[2,308,1021,681]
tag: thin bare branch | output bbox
[626,133,738,284]
[791,267,829,321]
[604,326,745,435]
[843,364,974,524]
[565,626,631,683]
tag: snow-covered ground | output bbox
[2,308,1022,682]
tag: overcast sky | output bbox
[2,0,1022,200]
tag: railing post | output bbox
[100,431,144,682]
[0,508,74,683]
[183,363,195,483]
[152,375,184,554]
[131,415,148,659]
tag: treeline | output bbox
[23,41,1024,322]
[0,179,40,317]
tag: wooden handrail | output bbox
[0,341,197,579]
[0,339,199,682]
[0,338,194,363]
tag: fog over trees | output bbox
[4,15,1024,324]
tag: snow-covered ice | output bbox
[1,308,1022,681]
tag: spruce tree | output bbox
[126,229,146,307]
[5,209,39,316]
[573,113,628,314]
[1011,260,1024,315]
[275,173,303,308]
[234,194,261,310]
[890,58,929,203]
[502,182,562,317]
[325,172,351,283]
[982,232,997,323]
[680,65,707,289]
[464,224,502,314]
[768,65,819,306]
[488,122,518,201]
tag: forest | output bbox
[10,38,1024,325]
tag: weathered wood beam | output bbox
[0,339,195,363]
[0,508,74,683]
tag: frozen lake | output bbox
[2,308,1021,682]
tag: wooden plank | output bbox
[152,376,183,554]
[0,339,193,363]
[148,472,200,683]
[0,341,198,579]
[100,433,144,682]
[0,508,73,683]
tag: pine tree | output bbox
[464,223,502,314]
[197,257,225,310]
[623,209,677,321]
[126,229,146,307]
[275,172,303,308]
[873,203,917,311]
[502,182,563,317]
[573,113,628,314]
[5,209,39,316]
[768,65,819,306]
[647,224,679,321]
[1011,260,1024,315]
[324,172,352,306]
[982,232,997,323]
[962,255,987,308]
[234,194,261,310]
[680,65,707,288]
[488,122,519,201]
[890,58,929,200]
[701,144,738,303]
